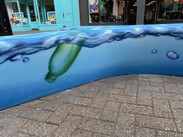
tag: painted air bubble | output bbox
[166,51,179,60]
[22,57,29,62]
[151,49,158,54]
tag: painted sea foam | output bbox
[0,24,183,64]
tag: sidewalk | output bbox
[1,74,183,137]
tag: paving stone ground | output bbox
[1,74,183,137]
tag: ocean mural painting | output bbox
[0,24,183,110]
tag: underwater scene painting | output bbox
[0,24,183,110]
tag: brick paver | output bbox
[1,74,183,137]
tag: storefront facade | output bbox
[5,0,183,32]
[80,0,183,26]
[5,0,80,32]
[155,0,183,24]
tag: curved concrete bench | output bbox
[0,24,183,110]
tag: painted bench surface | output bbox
[0,24,183,109]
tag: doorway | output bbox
[126,0,137,25]
[61,0,75,27]
[0,0,12,35]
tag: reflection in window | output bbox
[41,0,56,25]
[7,2,29,26]
[29,4,36,22]
[88,0,124,23]
[144,0,156,24]
[157,0,183,21]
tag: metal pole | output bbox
[40,0,44,23]
[99,0,101,23]
[136,0,146,24]
[34,0,40,25]
[154,0,160,24]
[43,0,47,22]
[26,1,31,25]
[33,0,38,22]
[124,0,128,25]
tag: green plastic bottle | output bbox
[45,42,82,82]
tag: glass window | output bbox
[39,0,56,25]
[25,0,56,25]
[29,4,36,22]
[127,0,137,25]
[88,0,124,24]
[7,2,29,26]
[144,0,156,24]
[157,0,183,22]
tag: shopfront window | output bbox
[157,0,183,22]
[128,0,137,25]
[38,0,56,25]
[29,4,36,22]
[88,0,124,24]
[144,0,156,24]
[6,2,29,26]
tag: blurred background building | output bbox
[3,0,183,32]
[5,0,79,32]
[0,0,13,35]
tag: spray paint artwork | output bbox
[0,24,183,110]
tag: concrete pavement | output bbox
[1,74,183,136]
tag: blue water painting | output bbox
[0,24,183,110]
